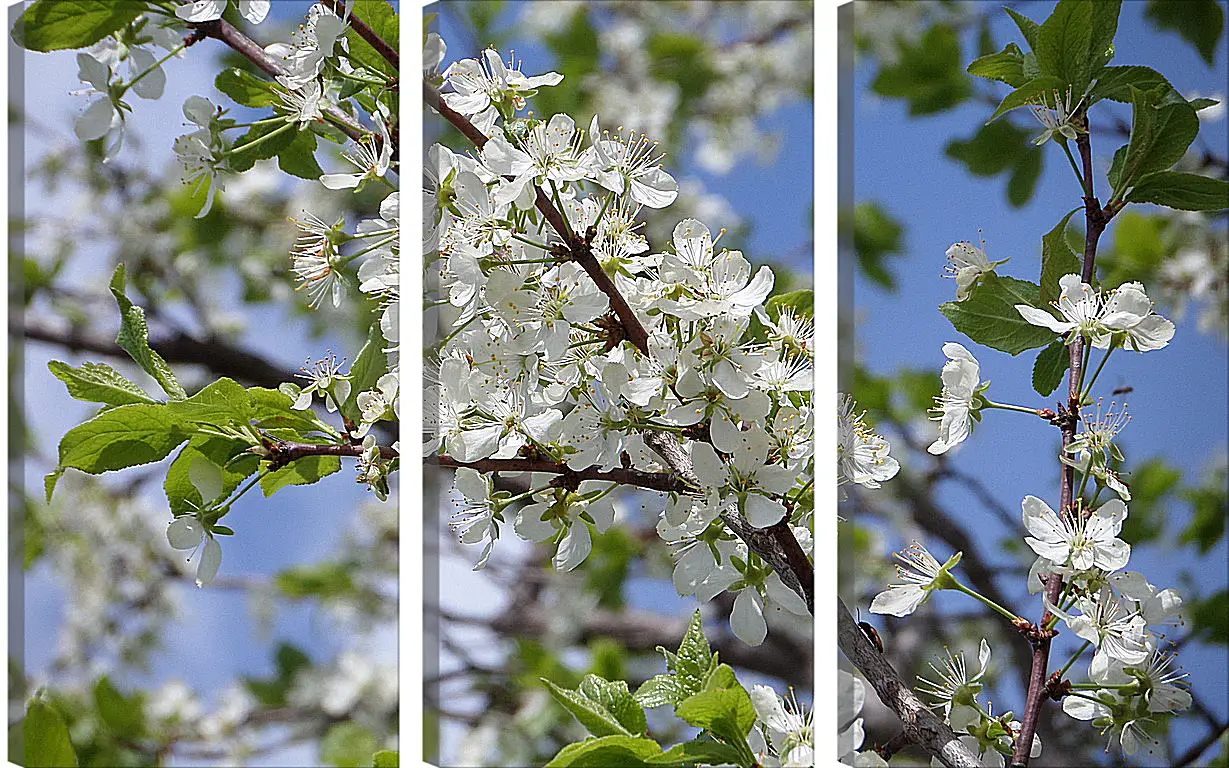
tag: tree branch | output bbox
[838,598,983,768]
[434,454,693,493]
[267,440,397,469]
[189,17,368,144]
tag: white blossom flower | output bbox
[917,639,991,725]
[176,0,270,24]
[265,3,348,88]
[166,516,222,588]
[449,468,500,569]
[585,115,678,208]
[692,427,793,528]
[1050,587,1150,679]
[869,542,961,617]
[1017,274,1108,342]
[292,351,350,412]
[515,483,616,572]
[71,50,126,160]
[321,107,393,190]
[1022,496,1131,573]
[944,240,1007,300]
[442,48,562,135]
[838,394,899,491]
[927,342,983,455]
[1028,87,1084,145]
[1062,690,1157,756]
[173,131,225,219]
[751,685,813,766]
[289,211,345,309]
[482,113,587,208]
[1098,281,1175,352]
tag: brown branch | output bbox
[321,0,398,69]
[838,599,982,768]
[189,18,368,144]
[1013,114,1114,768]
[267,440,397,470]
[434,454,693,494]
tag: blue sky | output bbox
[851,2,1228,761]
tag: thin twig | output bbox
[434,454,692,493]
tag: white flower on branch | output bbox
[837,394,898,493]
[584,115,678,208]
[1022,495,1131,574]
[175,0,270,24]
[869,541,961,617]
[927,342,984,456]
[442,48,563,135]
[944,239,1007,301]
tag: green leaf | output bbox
[228,121,296,173]
[44,470,62,503]
[1032,340,1070,397]
[320,722,378,768]
[675,680,757,765]
[215,68,278,108]
[165,437,258,515]
[939,273,1056,355]
[1035,0,1095,93]
[372,750,399,768]
[277,128,324,180]
[946,119,1045,206]
[645,739,746,766]
[108,264,186,399]
[1008,149,1044,207]
[1005,7,1042,49]
[1145,0,1225,65]
[165,377,255,426]
[261,454,342,496]
[851,203,903,290]
[94,677,144,736]
[1189,589,1229,645]
[988,75,1066,121]
[47,360,157,406]
[1190,97,1221,112]
[1088,66,1171,105]
[1113,86,1200,197]
[248,386,327,433]
[763,289,814,321]
[633,674,690,710]
[543,676,638,738]
[23,698,78,767]
[1040,208,1083,305]
[11,0,143,52]
[967,42,1030,87]
[871,25,970,115]
[345,0,399,78]
[1126,171,1229,211]
[1089,0,1123,71]
[58,404,188,475]
[545,736,663,768]
[343,320,390,420]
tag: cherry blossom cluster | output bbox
[426,38,813,647]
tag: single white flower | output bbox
[292,351,350,412]
[1098,281,1175,352]
[442,48,562,134]
[1022,496,1131,573]
[944,240,1008,300]
[167,516,223,588]
[1050,587,1150,678]
[1062,690,1157,756]
[449,468,500,569]
[289,211,344,309]
[916,639,991,723]
[585,115,679,208]
[1016,274,1108,342]
[927,342,984,455]
[837,394,899,491]
[751,685,813,767]
[869,542,962,617]
[320,108,393,190]
[176,0,270,24]
[1028,87,1085,145]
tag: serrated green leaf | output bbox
[967,42,1030,87]
[543,677,634,738]
[261,454,342,496]
[1127,171,1229,211]
[372,750,399,768]
[1113,86,1199,198]
[12,0,143,52]
[1145,0,1225,65]
[48,360,157,406]
[645,739,746,766]
[345,0,399,78]
[1089,0,1123,71]
[164,377,254,426]
[1032,340,1070,397]
[545,736,663,768]
[939,273,1056,355]
[1190,97,1220,112]
[23,698,78,767]
[764,289,813,322]
[1005,7,1041,49]
[228,121,296,173]
[1088,66,1171,105]
[988,75,1066,121]
[58,404,188,475]
[109,264,186,400]
[1040,208,1083,305]
[1035,0,1095,93]
[278,128,324,179]
[215,68,278,108]
[633,674,690,709]
[675,684,757,765]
